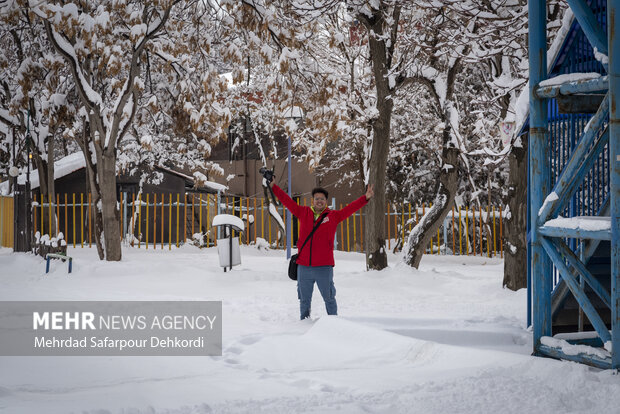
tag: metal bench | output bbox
[46,253,73,274]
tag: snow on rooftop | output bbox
[0,151,87,195]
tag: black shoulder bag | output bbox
[288,212,327,281]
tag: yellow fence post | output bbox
[346,215,350,252]
[177,193,180,248]
[408,203,412,232]
[40,193,44,238]
[47,193,52,237]
[451,206,456,255]
[479,205,483,256]
[499,205,504,258]
[458,206,462,255]
[56,194,60,237]
[465,206,469,255]
[137,194,142,248]
[190,194,194,239]
[71,194,75,248]
[340,204,344,251]
[80,193,84,248]
[131,193,135,247]
[88,193,92,248]
[169,193,172,250]
[253,198,257,244]
[146,194,149,250]
[161,195,164,250]
[401,202,405,248]
[33,194,37,237]
[153,194,156,249]
[199,194,202,242]
[360,207,364,252]
[352,211,357,252]
[492,205,497,257]
[437,228,440,255]
[387,202,391,250]
[64,194,68,243]
[261,198,264,240]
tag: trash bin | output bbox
[212,214,245,272]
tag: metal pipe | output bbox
[529,0,552,352]
[608,0,620,369]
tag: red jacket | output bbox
[272,184,368,267]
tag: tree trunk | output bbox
[502,134,528,290]
[404,125,460,268]
[361,8,397,271]
[98,153,122,261]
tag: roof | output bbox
[0,151,88,195]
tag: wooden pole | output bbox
[472,205,476,256]
[253,198,257,244]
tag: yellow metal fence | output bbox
[23,193,504,257]
[0,196,14,248]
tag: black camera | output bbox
[259,167,274,183]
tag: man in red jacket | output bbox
[268,180,374,319]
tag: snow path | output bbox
[0,246,618,413]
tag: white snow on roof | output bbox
[212,214,245,231]
[0,151,87,195]
[202,180,228,192]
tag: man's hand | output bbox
[365,184,374,200]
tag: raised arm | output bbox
[271,183,304,218]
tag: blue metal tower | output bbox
[528,0,619,369]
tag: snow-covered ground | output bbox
[0,245,618,413]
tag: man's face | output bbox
[313,193,327,212]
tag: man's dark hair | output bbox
[312,187,329,199]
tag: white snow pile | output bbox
[0,246,619,414]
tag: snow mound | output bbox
[237,316,430,372]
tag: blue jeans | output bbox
[297,265,337,319]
